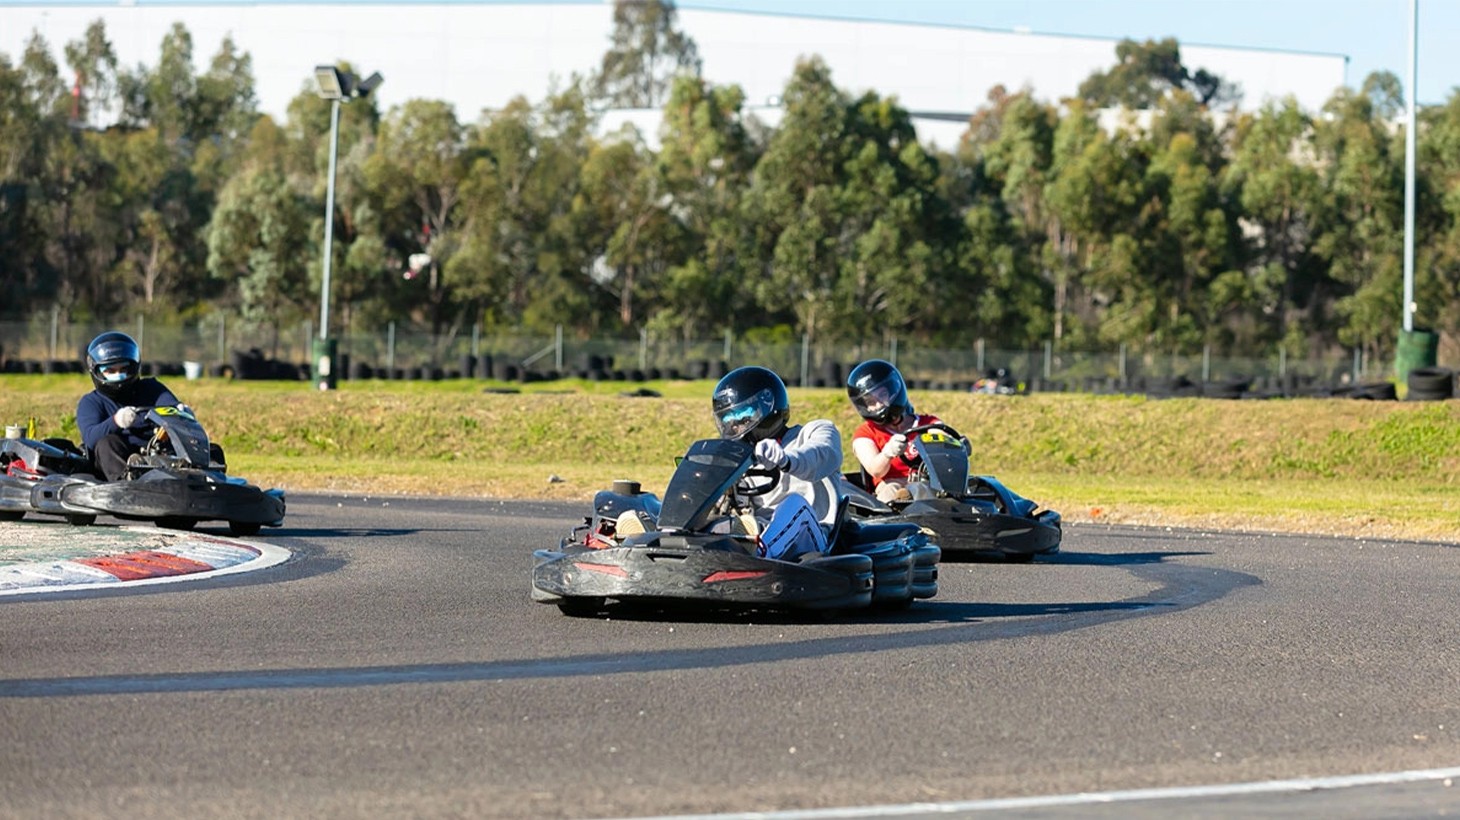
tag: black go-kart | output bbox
[0,406,285,535]
[840,422,1061,562]
[532,437,940,616]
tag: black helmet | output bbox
[712,366,790,443]
[846,359,913,424]
[85,331,141,398]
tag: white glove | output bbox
[754,438,789,471]
[880,433,907,459]
[113,406,140,429]
[176,403,193,417]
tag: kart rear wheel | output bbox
[65,514,97,527]
[557,597,607,617]
[157,516,197,531]
[0,511,23,522]
[228,521,262,537]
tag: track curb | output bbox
[0,520,289,596]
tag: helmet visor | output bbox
[90,338,140,369]
[851,375,900,419]
[714,387,777,440]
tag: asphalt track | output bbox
[2,494,1459,819]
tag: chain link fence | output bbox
[0,315,1433,396]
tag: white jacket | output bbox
[732,419,843,528]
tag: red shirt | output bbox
[852,414,940,485]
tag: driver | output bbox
[711,366,842,561]
[76,331,188,481]
[846,359,944,503]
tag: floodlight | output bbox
[356,71,384,97]
[315,65,347,100]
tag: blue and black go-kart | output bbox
[0,406,285,535]
[532,437,940,616]
[840,421,1061,562]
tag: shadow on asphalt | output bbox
[0,555,1259,699]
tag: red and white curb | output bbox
[0,529,290,596]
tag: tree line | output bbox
[2,1,1457,365]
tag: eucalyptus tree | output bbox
[1311,73,1406,357]
[1138,92,1242,351]
[647,75,760,340]
[1221,98,1324,354]
[1078,37,1237,109]
[744,57,962,346]
[0,39,68,316]
[592,0,701,109]
[1418,88,1460,341]
[205,118,315,353]
[361,98,474,339]
[958,88,1060,345]
[452,88,596,335]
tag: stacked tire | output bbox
[1407,367,1455,401]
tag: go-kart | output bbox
[0,406,285,535]
[841,422,1060,562]
[532,437,940,615]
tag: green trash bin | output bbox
[312,337,338,391]
[1395,329,1439,385]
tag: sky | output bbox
[1,0,1454,106]
[681,0,1459,105]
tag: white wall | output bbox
[1,2,1348,132]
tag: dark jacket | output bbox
[76,379,181,453]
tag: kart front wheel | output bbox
[228,521,262,537]
[557,597,607,617]
[157,517,197,531]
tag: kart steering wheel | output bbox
[735,465,783,497]
[897,421,968,470]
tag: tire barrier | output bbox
[1,352,1453,399]
[1407,366,1455,401]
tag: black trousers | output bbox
[91,433,139,482]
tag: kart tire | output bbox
[557,596,608,617]
[157,517,198,531]
[0,511,23,522]
[229,521,262,536]
[65,514,97,527]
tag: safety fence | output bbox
[1,317,1451,399]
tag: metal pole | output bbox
[800,333,810,387]
[1402,0,1418,332]
[639,327,647,370]
[386,321,395,374]
[556,324,563,372]
[320,98,341,340]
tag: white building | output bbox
[1,2,1349,149]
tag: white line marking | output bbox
[617,766,1460,819]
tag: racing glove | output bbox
[754,438,790,471]
[176,403,193,417]
[880,433,908,459]
[113,406,140,429]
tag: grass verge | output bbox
[2,375,1455,542]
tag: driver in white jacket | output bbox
[711,366,843,560]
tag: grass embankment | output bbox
[2,375,1457,542]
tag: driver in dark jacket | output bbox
[76,331,184,481]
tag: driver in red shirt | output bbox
[845,359,942,503]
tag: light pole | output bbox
[313,64,383,390]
